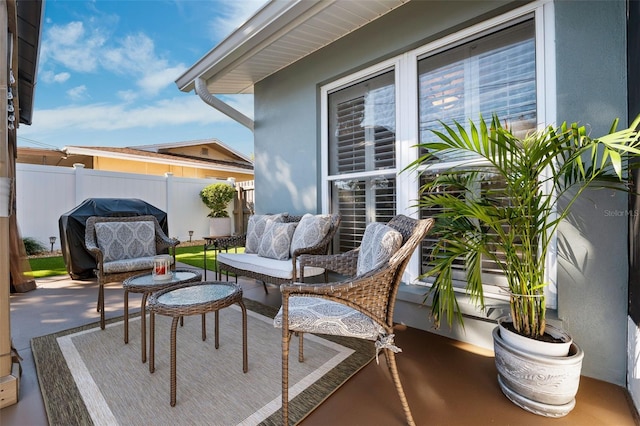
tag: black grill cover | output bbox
[58,198,169,279]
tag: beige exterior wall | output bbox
[93,156,253,181]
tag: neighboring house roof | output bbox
[62,139,253,174]
[175,0,409,95]
[134,138,252,163]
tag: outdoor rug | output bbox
[31,299,375,426]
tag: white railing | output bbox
[16,163,231,250]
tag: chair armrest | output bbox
[208,234,246,249]
[84,227,104,266]
[156,235,180,252]
[298,249,359,277]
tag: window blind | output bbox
[328,70,397,253]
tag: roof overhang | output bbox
[11,0,44,126]
[176,0,410,95]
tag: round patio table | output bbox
[122,269,202,363]
[148,281,247,407]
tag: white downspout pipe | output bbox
[195,77,254,131]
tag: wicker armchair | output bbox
[275,214,435,426]
[218,213,341,293]
[85,215,180,329]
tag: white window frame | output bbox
[321,0,557,307]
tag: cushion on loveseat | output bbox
[290,213,332,256]
[245,214,286,253]
[95,221,156,262]
[258,221,297,260]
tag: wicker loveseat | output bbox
[85,215,180,329]
[217,213,341,292]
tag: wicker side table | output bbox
[122,269,202,363]
[148,281,248,407]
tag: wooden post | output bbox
[0,0,19,408]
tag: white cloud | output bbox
[209,1,268,41]
[67,85,88,101]
[22,94,252,132]
[41,21,107,72]
[41,22,185,96]
[137,65,188,96]
[40,70,70,84]
[117,90,138,103]
[53,72,71,83]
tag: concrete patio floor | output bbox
[2,263,638,425]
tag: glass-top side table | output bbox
[123,269,202,363]
[148,281,247,407]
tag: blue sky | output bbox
[17,0,266,157]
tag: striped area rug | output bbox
[31,299,374,425]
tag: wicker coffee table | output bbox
[148,281,248,406]
[123,269,202,363]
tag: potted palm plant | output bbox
[409,113,640,417]
[200,182,236,237]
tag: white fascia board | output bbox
[134,139,224,152]
[175,0,332,93]
[62,146,253,174]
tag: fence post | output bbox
[73,163,86,205]
[165,172,174,238]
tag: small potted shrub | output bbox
[200,182,236,237]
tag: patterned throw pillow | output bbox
[258,221,297,260]
[95,221,156,262]
[290,213,331,255]
[245,214,285,253]
[356,222,403,276]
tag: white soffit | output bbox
[176,0,410,95]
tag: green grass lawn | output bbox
[26,245,244,279]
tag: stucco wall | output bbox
[554,0,629,386]
[253,0,630,386]
[254,0,512,214]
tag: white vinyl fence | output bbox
[16,163,235,250]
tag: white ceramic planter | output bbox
[498,318,572,357]
[493,325,584,418]
[209,217,231,237]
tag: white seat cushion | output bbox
[217,253,324,279]
[273,296,384,340]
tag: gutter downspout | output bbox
[195,77,254,132]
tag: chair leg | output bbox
[99,283,105,330]
[384,348,415,426]
[298,332,304,362]
[262,281,269,294]
[282,329,292,425]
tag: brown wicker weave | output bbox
[147,281,247,407]
[122,269,202,363]
[280,214,435,426]
[217,214,341,293]
[85,215,180,329]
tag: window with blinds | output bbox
[328,70,396,252]
[418,20,536,159]
[417,19,536,291]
